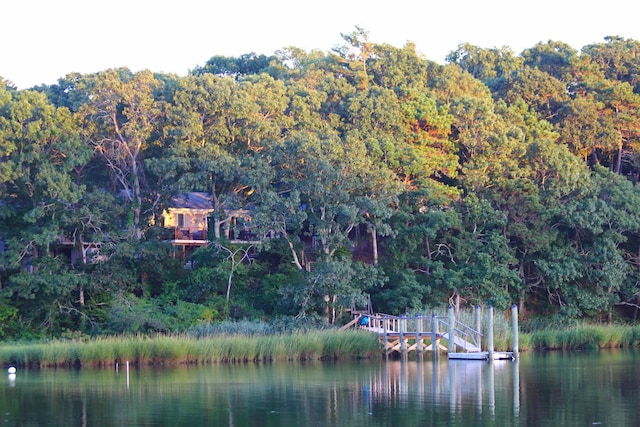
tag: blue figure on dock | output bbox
[358,315,369,326]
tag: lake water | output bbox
[1,350,639,426]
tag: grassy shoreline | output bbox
[2,324,640,368]
[0,330,381,368]
[522,323,640,351]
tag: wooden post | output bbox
[417,315,424,360]
[400,315,406,359]
[474,305,482,350]
[511,304,519,359]
[383,315,388,360]
[431,313,438,360]
[447,306,455,355]
[487,305,494,362]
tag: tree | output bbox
[495,65,570,121]
[4,256,93,335]
[250,189,307,270]
[330,26,374,90]
[77,69,165,240]
[283,257,383,323]
[192,52,274,78]
[0,85,97,335]
[209,241,254,302]
[446,43,523,91]
[582,36,640,94]
[161,74,287,240]
[521,40,577,82]
[540,166,640,320]
[276,129,398,260]
[379,190,459,312]
[555,55,640,171]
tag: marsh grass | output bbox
[3,318,639,368]
[525,324,640,350]
[0,330,380,368]
[413,308,640,352]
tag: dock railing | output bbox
[346,309,485,356]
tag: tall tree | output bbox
[0,85,96,335]
[582,36,640,94]
[77,69,165,240]
[331,26,374,90]
[192,52,274,78]
[161,73,288,239]
[541,166,640,320]
[521,40,577,82]
[446,43,524,91]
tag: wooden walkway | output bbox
[342,308,516,361]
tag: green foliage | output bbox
[6,34,640,342]
[3,256,93,337]
[192,52,274,78]
[279,258,385,321]
[0,298,18,338]
[105,294,169,334]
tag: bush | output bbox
[105,295,169,334]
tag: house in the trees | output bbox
[162,192,257,256]
[163,192,212,251]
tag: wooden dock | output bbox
[342,306,518,361]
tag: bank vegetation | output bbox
[3,31,640,341]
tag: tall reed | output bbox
[526,324,640,350]
[0,330,381,368]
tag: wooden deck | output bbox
[343,308,517,361]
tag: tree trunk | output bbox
[332,295,337,324]
[324,295,330,323]
[132,161,143,240]
[449,291,460,313]
[371,226,378,266]
[616,143,623,175]
[226,272,233,302]
[286,238,304,270]
[211,184,227,240]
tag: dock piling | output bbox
[399,315,406,359]
[383,315,388,360]
[431,314,439,360]
[487,306,494,362]
[511,304,519,359]
[474,305,482,343]
[417,315,424,360]
[447,306,455,354]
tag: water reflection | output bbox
[363,358,520,425]
[1,351,639,426]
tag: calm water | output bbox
[1,351,639,426]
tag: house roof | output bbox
[170,192,212,210]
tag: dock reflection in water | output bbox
[363,358,520,424]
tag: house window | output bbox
[177,214,185,228]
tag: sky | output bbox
[3,0,640,89]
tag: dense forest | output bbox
[2,29,640,339]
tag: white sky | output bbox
[3,0,639,89]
